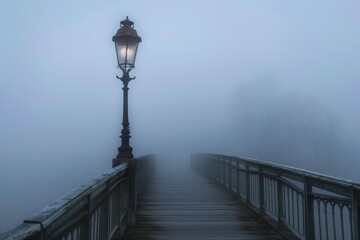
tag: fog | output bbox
[1,0,360,233]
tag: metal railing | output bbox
[192,153,360,240]
[0,155,154,240]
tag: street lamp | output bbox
[112,16,141,162]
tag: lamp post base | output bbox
[113,145,134,167]
[117,145,134,159]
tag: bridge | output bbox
[1,154,359,240]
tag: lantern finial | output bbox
[120,16,134,28]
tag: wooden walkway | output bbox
[124,155,284,240]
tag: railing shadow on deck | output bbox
[0,155,155,240]
[192,153,360,240]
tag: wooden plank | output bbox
[123,156,284,240]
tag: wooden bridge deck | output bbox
[124,155,284,240]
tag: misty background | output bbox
[1,0,360,233]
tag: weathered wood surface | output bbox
[124,155,284,240]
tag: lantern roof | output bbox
[113,16,142,43]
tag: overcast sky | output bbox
[1,0,360,233]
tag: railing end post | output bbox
[351,187,360,240]
[304,176,315,240]
[127,158,138,226]
[276,171,284,232]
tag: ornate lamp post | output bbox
[112,16,141,162]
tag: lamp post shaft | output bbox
[116,71,134,159]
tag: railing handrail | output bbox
[0,163,129,239]
[0,154,155,240]
[201,153,360,190]
[193,153,360,240]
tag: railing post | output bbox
[86,195,92,239]
[236,159,240,197]
[277,171,283,232]
[246,162,250,205]
[211,156,214,179]
[351,187,360,240]
[208,155,212,178]
[259,166,265,215]
[228,158,232,192]
[216,157,221,184]
[128,158,138,226]
[214,157,217,182]
[304,176,315,240]
[80,216,89,240]
[213,156,216,181]
[99,183,109,239]
[223,157,226,186]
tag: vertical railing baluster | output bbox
[350,209,354,240]
[272,179,275,215]
[277,172,283,231]
[317,200,322,240]
[210,156,213,179]
[223,157,225,186]
[250,174,252,203]
[287,187,290,224]
[246,162,250,205]
[255,173,258,205]
[269,179,272,212]
[325,202,329,240]
[273,179,276,214]
[249,174,252,202]
[270,180,272,213]
[252,173,260,204]
[276,180,279,216]
[301,195,305,236]
[212,156,214,179]
[340,205,345,240]
[259,166,265,216]
[269,179,271,213]
[236,159,240,197]
[214,156,217,181]
[229,158,232,192]
[222,157,225,186]
[297,192,300,232]
[332,203,337,240]
[211,156,214,179]
[304,176,315,240]
[251,173,253,204]
[214,156,216,180]
[291,189,295,228]
[217,157,220,182]
[265,178,268,212]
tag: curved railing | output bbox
[192,153,360,240]
[0,155,155,240]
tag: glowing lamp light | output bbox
[113,16,142,72]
